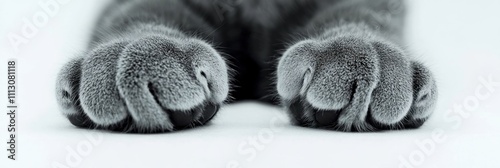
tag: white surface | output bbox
[1,0,499,167]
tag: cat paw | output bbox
[56,35,229,133]
[277,35,436,132]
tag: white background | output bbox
[1,0,499,167]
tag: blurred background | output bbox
[1,0,499,167]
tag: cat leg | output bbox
[276,0,437,131]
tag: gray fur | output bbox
[56,0,437,132]
[277,0,437,131]
[56,0,229,132]
[409,62,438,120]
[80,41,129,126]
[115,35,228,130]
[56,56,83,116]
[58,33,228,131]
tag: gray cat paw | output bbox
[277,36,436,132]
[56,35,229,133]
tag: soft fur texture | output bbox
[56,0,437,133]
